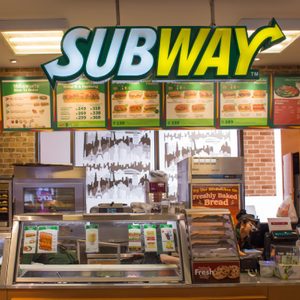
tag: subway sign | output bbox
[42,19,285,87]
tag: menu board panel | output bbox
[273,76,300,126]
[111,82,161,128]
[165,82,215,127]
[2,79,51,130]
[220,77,269,127]
[56,78,106,128]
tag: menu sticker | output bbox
[165,82,215,127]
[143,224,157,252]
[160,224,175,252]
[85,224,99,253]
[56,77,106,128]
[23,226,37,254]
[37,225,59,253]
[111,82,161,128]
[273,76,300,126]
[2,79,52,130]
[128,224,142,252]
[220,77,269,127]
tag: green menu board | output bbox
[165,82,215,127]
[219,77,269,127]
[111,82,161,128]
[273,76,300,126]
[56,77,106,128]
[2,79,52,130]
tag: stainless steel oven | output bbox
[13,165,86,214]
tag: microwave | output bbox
[13,165,86,214]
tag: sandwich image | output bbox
[128,90,143,99]
[222,103,236,112]
[237,103,251,112]
[252,103,265,112]
[184,90,198,99]
[63,89,100,103]
[168,91,182,98]
[113,91,127,100]
[238,90,251,98]
[143,104,158,113]
[39,232,52,251]
[252,90,266,98]
[275,85,300,98]
[222,90,236,99]
[175,103,189,113]
[129,104,142,113]
[113,104,127,113]
[199,90,213,98]
[191,103,205,112]
[143,90,158,100]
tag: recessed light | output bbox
[10,59,17,64]
[254,58,260,61]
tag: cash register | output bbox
[264,219,299,260]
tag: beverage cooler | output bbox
[0,176,13,230]
[13,165,86,214]
[177,157,244,221]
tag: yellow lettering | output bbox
[195,28,231,76]
[235,24,284,75]
[157,28,210,76]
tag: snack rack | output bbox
[185,208,240,283]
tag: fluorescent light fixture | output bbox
[0,19,67,55]
[238,18,300,53]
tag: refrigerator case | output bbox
[6,213,190,285]
[177,157,244,222]
[186,208,240,283]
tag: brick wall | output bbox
[243,129,276,196]
[0,68,42,175]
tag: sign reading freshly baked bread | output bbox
[42,19,285,87]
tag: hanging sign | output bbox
[42,19,285,87]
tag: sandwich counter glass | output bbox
[0,233,10,287]
[7,213,190,285]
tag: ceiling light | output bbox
[0,19,68,55]
[238,18,300,53]
[9,59,17,64]
[254,57,260,61]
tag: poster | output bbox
[273,76,300,126]
[143,224,158,252]
[158,130,238,199]
[75,131,155,212]
[220,77,269,127]
[37,225,59,253]
[85,224,99,253]
[191,184,241,221]
[111,82,161,128]
[128,224,142,252]
[23,226,37,254]
[165,82,215,127]
[2,79,51,130]
[56,77,105,128]
[160,224,175,252]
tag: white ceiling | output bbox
[0,0,299,68]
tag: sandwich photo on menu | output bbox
[39,232,53,251]
[63,89,100,103]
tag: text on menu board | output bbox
[42,19,285,86]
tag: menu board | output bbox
[2,79,51,130]
[23,226,37,254]
[85,224,99,253]
[220,77,269,127]
[143,224,158,252]
[191,184,241,223]
[56,78,106,128]
[160,224,175,252]
[128,224,142,252]
[111,82,161,128]
[273,76,300,126]
[165,82,215,127]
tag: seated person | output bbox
[235,209,258,256]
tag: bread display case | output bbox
[185,208,240,283]
[6,213,190,286]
